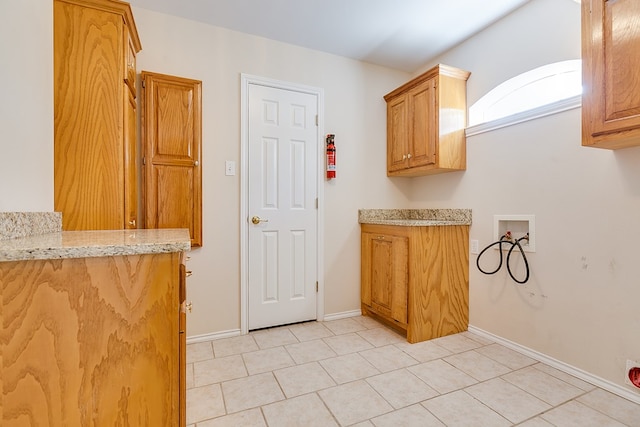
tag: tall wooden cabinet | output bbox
[361,223,469,343]
[384,64,470,176]
[54,0,141,230]
[141,72,203,247]
[582,0,640,149]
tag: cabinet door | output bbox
[142,72,203,247]
[124,89,138,229]
[386,96,409,172]
[362,232,408,325]
[408,78,436,168]
[583,0,640,147]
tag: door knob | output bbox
[251,216,269,224]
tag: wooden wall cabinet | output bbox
[582,0,640,149]
[1,252,186,426]
[384,64,470,176]
[54,0,141,230]
[361,224,469,343]
[141,72,203,247]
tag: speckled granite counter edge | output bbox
[359,209,472,226]
[0,212,62,240]
[0,229,191,262]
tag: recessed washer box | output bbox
[493,214,536,252]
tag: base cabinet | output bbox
[1,252,185,426]
[361,224,469,343]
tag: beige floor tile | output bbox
[187,341,214,363]
[502,365,584,406]
[196,408,266,427]
[461,330,495,345]
[212,334,258,358]
[186,383,225,425]
[323,332,374,355]
[540,400,627,426]
[242,346,295,375]
[352,315,385,329]
[430,333,483,353]
[273,361,336,397]
[322,317,369,335]
[221,372,285,413]
[251,326,299,349]
[359,344,419,373]
[320,352,380,384]
[532,363,596,391]
[475,343,537,370]
[262,393,339,427]
[465,377,551,424]
[422,390,512,427]
[444,350,511,381]
[408,359,477,394]
[517,417,556,427]
[193,354,247,386]
[285,339,337,364]
[350,422,375,427]
[577,388,640,426]
[289,321,334,341]
[366,368,438,409]
[318,380,393,426]
[357,327,405,347]
[394,339,453,363]
[371,403,445,427]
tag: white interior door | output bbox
[247,82,318,330]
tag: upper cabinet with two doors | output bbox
[384,64,470,177]
[582,0,640,149]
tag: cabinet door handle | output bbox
[402,154,407,160]
[407,153,412,159]
[194,160,200,166]
[128,219,136,227]
[186,302,193,313]
[186,270,193,277]
[377,236,386,240]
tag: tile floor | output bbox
[186,316,640,426]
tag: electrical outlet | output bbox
[225,160,236,176]
[470,239,479,254]
[626,360,640,389]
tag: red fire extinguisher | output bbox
[326,134,336,179]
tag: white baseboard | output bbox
[186,329,241,344]
[468,325,640,405]
[322,309,362,322]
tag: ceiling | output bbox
[128,0,532,72]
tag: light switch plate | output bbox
[225,160,236,176]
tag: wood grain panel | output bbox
[54,2,124,231]
[407,226,469,343]
[1,253,180,426]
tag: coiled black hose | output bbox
[476,233,530,284]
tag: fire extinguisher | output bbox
[326,134,336,179]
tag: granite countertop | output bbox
[359,209,472,226]
[0,212,191,262]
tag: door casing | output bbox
[240,74,325,334]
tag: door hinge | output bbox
[315,198,318,209]
[141,79,146,89]
[315,115,318,126]
[316,281,318,292]
[142,156,146,165]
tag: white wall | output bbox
[411,0,640,395]
[130,7,412,336]
[0,0,53,211]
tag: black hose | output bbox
[476,233,530,284]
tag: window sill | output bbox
[465,95,581,137]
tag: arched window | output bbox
[466,60,582,136]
